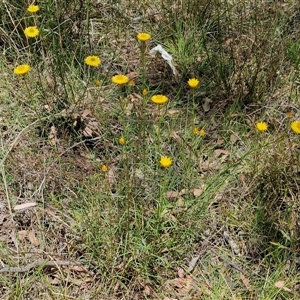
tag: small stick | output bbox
[0,259,80,273]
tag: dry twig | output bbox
[0,259,80,273]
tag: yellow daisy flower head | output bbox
[95,80,101,86]
[101,165,108,172]
[111,74,129,85]
[84,55,101,67]
[137,32,151,42]
[160,156,172,168]
[193,127,206,136]
[142,89,148,95]
[13,64,31,75]
[118,137,126,145]
[255,121,268,132]
[151,94,168,105]
[291,120,300,134]
[188,78,200,89]
[199,129,206,136]
[129,80,135,86]
[27,4,39,13]
[24,26,39,38]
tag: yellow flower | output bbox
[24,26,39,38]
[111,74,129,85]
[129,80,135,86]
[137,33,151,42]
[193,127,206,136]
[291,121,300,134]
[27,5,39,13]
[287,112,293,118]
[255,122,268,132]
[84,55,101,67]
[151,94,168,105]
[119,137,126,145]
[193,127,199,134]
[95,80,101,86]
[13,64,31,75]
[199,129,206,136]
[142,89,148,95]
[188,78,200,89]
[160,156,172,168]
[101,165,108,172]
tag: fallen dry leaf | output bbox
[216,138,224,146]
[14,202,37,211]
[47,274,60,285]
[177,267,185,278]
[176,198,184,207]
[187,254,200,273]
[213,149,230,158]
[170,131,183,143]
[43,104,53,112]
[126,72,139,80]
[134,168,144,180]
[167,191,180,199]
[28,230,40,247]
[223,231,241,256]
[167,189,187,199]
[240,274,250,290]
[202,97,212,112]
[224,38,233,46]
[274,280,291,292]
[193,189,203,197]
[167,213,178,222]
[82,126,93,137]
[275,280,285,288]
[179,189,187,195]
[230,132,239,144]
[166,274,194,297]
[166,109,182,117]
[18,230,27,241]
[129,93,142,101]
[125,102,133,116]
[144,285,151,296]
[82,109,92,118]
[48,125,58,146]
[82,120,100,137]
[114,282,120,293]
[46,74,53,85]
[108,166,116,186]
[69,265,87,272]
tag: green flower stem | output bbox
[118,87,128,136]
[138,42,148,166]
[156,105,164,146]
[140,42,147,89]
[156,169,169,222]
[22,78,42,123]
[187,89,196,129]
[117,85,132,234]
